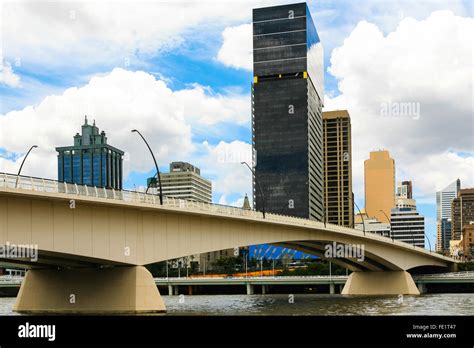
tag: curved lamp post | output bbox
[424,233,432,252]
[241,162,265,219]
[131,129,163,205]
[379,209,393,241]
[347,196,365,235]
[15,145,38,188]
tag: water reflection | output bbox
[0,294,472,316]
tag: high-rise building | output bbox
[364,150,395,223]
[322,110,353,227]
[148,162,212,202]
[436,179,460,220]
[390,207,425,248]
[436,218,452,253]
[451,188,474,240]
[436,179,460,253]
[252,2,324,220]
[56,116,124,190]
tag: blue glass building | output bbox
[56,117,124,190]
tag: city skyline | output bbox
[1,1,473,250]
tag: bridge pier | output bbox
[246,283,254,295]
[168,284,173,296]
[417,282,427,294]
[329,283,335,295]
[13,266,166,314]
[341,271,420,295]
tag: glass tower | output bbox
[252,2,324,220]
[435,179,460,252]
[56,117,124,190]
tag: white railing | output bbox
[0,172,268,221]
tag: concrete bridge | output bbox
[0,173,458,313]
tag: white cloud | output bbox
[0,68,249,180]
[1,1,275,70]
[325,10,474,201]
[197,140,253,201]
[0,61,20,87]
[216,23,252,70]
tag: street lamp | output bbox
[379,210,393,241]
[347,196,365,235]
[131,129,163,205]
[15,145,38,188]
[424,234,432,252]
[241,162,265,219]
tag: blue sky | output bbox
[1,0,473,250]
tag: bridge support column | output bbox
[341,271,420,295]
[13,266,166,314]
[261,285,266,295]
[168,284,173,296]
[246,283,254,295]
[329,283,335,295]
[417,282,427,294]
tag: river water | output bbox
[1,293,473,315]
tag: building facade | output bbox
[252,2,324,220]
[148,162,212,202]
[56,117,124,190]
[364,150,395,223]
[436,179,460,252]
[355,218,390,238]
[436,218,452,253]
[322,110,353,227]
[390,207,425,248]
[451,188,474,240]
[395,182,416,209]
[461,223,474,259]
[397,181,412,199]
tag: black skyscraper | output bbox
[252,2,324,220]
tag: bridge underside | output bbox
[273,241,403,272]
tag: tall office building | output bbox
[390,207,425,248]
[451,188,474,240]
[56,117,124,190]
[364,150,395,223]
[148,162,212,202]
[435,179,460,252]
[322,110,353,227]
[436,218,452,253]
[252,2,324,220]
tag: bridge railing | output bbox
[0,172,390,231]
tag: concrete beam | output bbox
[13,266,166,314]
[341,271,420,295]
